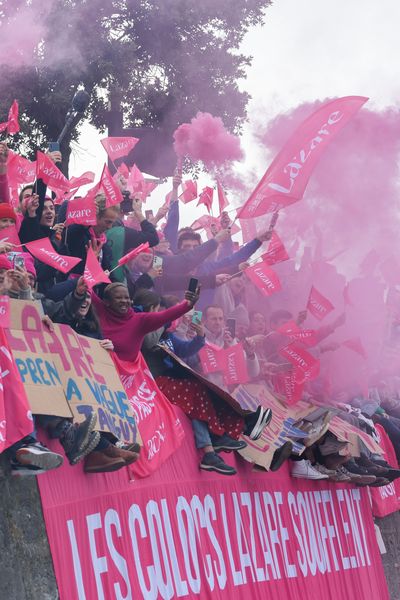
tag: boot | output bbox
[103,444,139,465]
[84,450,126,473]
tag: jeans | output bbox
[192,420,212,449]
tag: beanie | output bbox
[0,204,17,222]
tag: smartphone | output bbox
[153,256,163,269]
[188,277,198,293]
[48,142,60,152]
[145,209,154,221]
[191,310,202,325]
[226,318,236,339]
[14,256,25,270]
[120,190,133,214]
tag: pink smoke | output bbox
[173,111,243,168]
[249,101,400,400]
[0,7,46,67]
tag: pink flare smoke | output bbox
[173,111,243,167]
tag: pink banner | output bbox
[37,410,389,600]
[370,424,400,517]
[245,262,282,296]
[113,352,185,478]
[238,96,368,218]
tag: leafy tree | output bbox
[0,0,271,176]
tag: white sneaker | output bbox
[291,459,329,480]
[15,442,63,471]
[313,463,337,477]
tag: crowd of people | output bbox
[1,139,400,488]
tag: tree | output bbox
[0,0,271,176]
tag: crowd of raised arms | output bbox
[0,139,400,487]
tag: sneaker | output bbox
[200,452,237,475]
[313,463,337,477]
[14,442,63,471]
[329,469,352,483]
[338,467,376,486]
[212,434,248,452]
[369,477,391,487]
[270,441,293,471]
[11,463,46,476]
[291,459,329,480]
[115,441,141,454]
[244,407,272,440]
[84,450,126,473]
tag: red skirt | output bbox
[156,375,244,439]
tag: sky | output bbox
[70,0,400,221]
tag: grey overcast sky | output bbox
[70,0,400,215]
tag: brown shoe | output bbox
[84,450,126,473]
[104,444,139,466]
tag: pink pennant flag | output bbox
[342,338,367,359]
[0,295,10,328]
[237,96,368,219]
[220,343,249,385]
[68,171,95,190]
[66,191,97,226]
[239,216,258,244]
[36,151,70,192]
[245,262,281,296]
[83,246,111,290]
[273,367,304,405]
[262,231,289,265]
[117,162,130,179]
[101,136,139,161]
[217,181,229,214]
[128,164,145,194]
[197,186,213,213]
[307,286,334,321]
[279,342,319,379]
[7,100,20,134]
[277,320,317,348]
[25,238,81,274]
[7,152,36,187]
[100,164,123,207]
[0,100,20,135]
[118,242,150,267]
[198,343,223,375]
[179,180,198,204]
[190,215,219,232]
[0,224,20,247]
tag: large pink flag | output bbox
[25,238,81,274]
[238,96,368,218]
[101,136,139,161]
[84,247,111,290]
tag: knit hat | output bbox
[0,255,12,270]
[0,204,17,222]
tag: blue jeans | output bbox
[191,420,212,449]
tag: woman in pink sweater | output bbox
[91,282,198,362]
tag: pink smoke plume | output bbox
[173,111,243,168]
[0,6,47,67]
[248,100,400,401]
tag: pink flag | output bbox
[128,164,145,194]
[220,343,249,385]
[101,136,139,161]
[36,151,70,192]
[179,180,198,203]
[66,192,97,226]
[279,342,319,378]
[262,231,289,265]
[190,215,219,232]
[238,96,368,219]
[197,186,213,213]
[343,282,353,307]
[100,164,123,207]
[0,295,10,328]
[217,181,229,214]
[273,367,304,405]
[68,171,95,190]
[84,247,111,290]
[118,242,150,267]
[277,320,317,348]
[0,100,20,135]
[342,338,367,359]
[239,216,258,244]
[7,152,36,186]
[198,343,223,375]
[307,286,334,321]
[0,224,20,246]
[117,162,130,179]
[25,238,81,274]
[245,262,281,296]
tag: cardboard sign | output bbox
[6,300,141,444]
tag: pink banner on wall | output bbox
[370,424,400,517]
[37,411,389,600]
